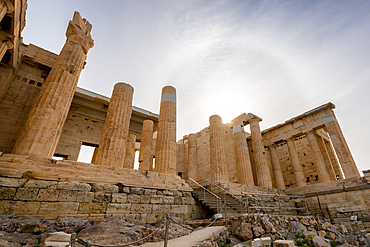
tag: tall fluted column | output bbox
[209,115,229,183]
[123,134,137,169]
[12,12,94,158]
[269,144,285,190]
[154,86,177,174]
[94,83,134,169]
[233,122,254,185]
[317,136,336,181]
[324,139,344,179]
[324,115,360,178]
[248,117,272,188]
[187,133,198,181]
[306,131,331,183]
[286,137,306,187]
[139,120,154,171]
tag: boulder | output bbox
[312,236,330,247]
[262,218,276,234]
[235,221,253,241]
[253,226,265,237]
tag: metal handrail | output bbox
[188,177,221,200]
[203,179,244,204]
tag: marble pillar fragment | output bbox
[232,123,254,185]
[269,144,285,190]
[286,137,306,187]
[249,117,272,188]
[323,114,360,178]
[209,115,229,183]
[306,131,331,183]
[139,120,154,171]
[94,83,134,169]
[154,86,177,174]
[124,134,137,169]
[187,133,198,181]
[12,12,94,159]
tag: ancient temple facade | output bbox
[0,0,368,229]
[176,103,360,190]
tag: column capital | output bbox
[66,12,94,54]
[1,0,14,14]
[245,113,263,124]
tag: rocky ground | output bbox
[0,214,369,246]
[0,214,192,246]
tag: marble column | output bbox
[233,122,254,185]
[249,117,272,188]
[286,137,306,187]
[154,86,177,174]
[187,133,198,181]
[324,139,344,179]
[317,136,336,181]
[139,120,154,171]
[269,144,285,190]
[209,115,229,183]
[0,36,13,62]
[12,12,94,159]
[94,83,134,169]
[306,130,331,183]
[123,134,137,169]
[323,114,360,178]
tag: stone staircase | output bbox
[190,179,308,217]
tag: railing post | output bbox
[164,215,169,247]
[278,196,281,215]
[70,233,77,247]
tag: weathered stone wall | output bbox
[285,176,370,234]
[0,177,207,223]
[0,52,51,153]
[274,136,320,188]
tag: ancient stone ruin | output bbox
[0,0,369,246]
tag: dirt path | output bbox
[139,226,226,247]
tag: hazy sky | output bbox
[23,0,370,173]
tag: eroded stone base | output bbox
[0,177,206,222]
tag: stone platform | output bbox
[0,154,191,191]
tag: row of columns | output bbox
[0,0,14,62]
[10,11,178,175]
[188,112,358,190]
[268,126,354,190]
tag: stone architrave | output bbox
[324,139,344,179]
[306,131,331,183]
[139,120,154,171]
[269,144,285,190]
[248,116,272,188]
[232,122,254,185]
[154,86,177,174]
[94,83,134,169]
[187,133,198,181]
[286,137,306,187]
[322,114,360,178]
[123,134,137,169]
[209,115,229,183]
[12,12,94,159]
